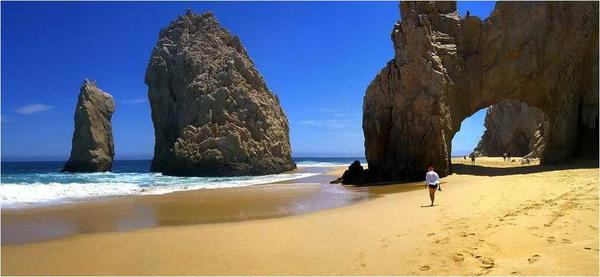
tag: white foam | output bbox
[0,172,318,208]
[296,162,350,167]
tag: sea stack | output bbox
[145,11,295,176]
[62,80,115,172]
[473,100,547,158]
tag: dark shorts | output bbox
[428,184,438,189]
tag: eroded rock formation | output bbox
[63,80,115,172]
[331,160,367,185]
[473,100,546,157]
[363,2,598,182]
[146,11,295,176]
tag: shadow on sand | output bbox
[452,159,599,177]
[343,159,598,191]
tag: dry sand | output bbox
[2,157,598,275]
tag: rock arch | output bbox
[363,1,598,182]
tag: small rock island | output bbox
[145,11,295,176]
[62,79,115,172]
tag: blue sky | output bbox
[2,1,495,161]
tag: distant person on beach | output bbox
[425,165,441,206]
[503,152,508,161]
[470,154,476,165]
[464,155,467,160]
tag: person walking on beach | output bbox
[503,152,507,162]
[425,165,440,206]
[470,154,476,165]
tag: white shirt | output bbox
[425,171,440,185]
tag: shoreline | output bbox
[2,165,371,245]
[0,163,338,210]
[2,158,598,275]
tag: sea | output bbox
[1,157,365,209]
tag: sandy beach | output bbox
[2,1,598,276]
[2,158,598,275]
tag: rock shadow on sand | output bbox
[452,160,598,177]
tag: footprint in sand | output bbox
[353,252,365,266]
[584,247,592,250]
[453,253,465,262]
[419,265,430,271]
[528,254,541,263]
[546,237,556,243]
[427,232,436,237]
[475,256,495,268]
[435,238,449,244]
[379,238,388,248]
[561,238,571,244]
[459,232,476,237]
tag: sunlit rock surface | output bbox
[146,11,295,176]
[363,1,598,182]
[63,80,115,172]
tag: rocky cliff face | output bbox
[145,11,295,176]
[363,2,598,182]
[63,80,115,172]
[363,2,461,181]
[473,100,546,157]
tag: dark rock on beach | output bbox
[330,160,368,185]
[145,11,295,176]
[62,80,115,172]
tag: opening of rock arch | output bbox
[363,1,598,182]
[465,100,547,160]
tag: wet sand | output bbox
[2,158,598,275]
[2,166,369,245]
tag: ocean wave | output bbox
[0,172,318,208]
[296,162,352,167]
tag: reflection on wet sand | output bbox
[2,166,370,245]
